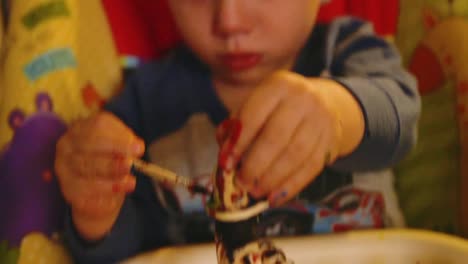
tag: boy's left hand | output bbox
[222,71,363,206]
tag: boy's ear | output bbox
[422,7,441,30]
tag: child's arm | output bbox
[326,17,421,171]
[230,17,420,205]
[61,74,169,263]
[63,177,169,264]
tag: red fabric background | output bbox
[318,0,399,36]
[101,0,399,61]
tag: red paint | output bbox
[409,44,445,95]
[252,254,260,262]
[216,170,226,201]
[333,223,354,232]
[217,119,242,170]
[319,209,334,217]
[458,81,468,94]
[112,183,121,193]
[444,54,453,67]
[231,190,244,204]
[457,104,466,115]
[216,118,241,146]
[82,82,105,108]
[423,8,439,30]
[42,170,52,183]
[362,195,370,207]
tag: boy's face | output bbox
[168,0,320,86]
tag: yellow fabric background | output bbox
[395,0,468,236]
[0,1,122,262]
[0,0,121,149]
[0,4,3,52]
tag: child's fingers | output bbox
[68,112,145,157]
[73,194,126,219]
[249,119,321,198]
[75,134,145,158]
[110,174,136,193]
[231,74,287,162]
[60,171,134,201]
[268,139,329,206]
[68,152,132,180]
[239,97,305,189]
[80,175,135,196]
[60,171,132,217]
[217,119,242,169]
[56,116,144,181]
[268,132,329,206]
[57,156,132,199]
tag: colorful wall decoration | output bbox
[395,0,468,236]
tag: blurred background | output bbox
[0,0,467,263]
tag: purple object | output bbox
[0,93,67,246]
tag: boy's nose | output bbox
[214,0,252,38]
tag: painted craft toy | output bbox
[207,119,293,264]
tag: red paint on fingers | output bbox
[217,118,242,170]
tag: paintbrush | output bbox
[132,159,211,195]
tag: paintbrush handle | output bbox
[132,160,211,195]
[132,159,201,190]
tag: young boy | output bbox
[55,1,420,263]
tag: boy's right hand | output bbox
[55,112,145,242]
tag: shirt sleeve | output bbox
[63,198,142,264]
[104,73,145,136]
[63,175,170,264]
[325,17,421,171]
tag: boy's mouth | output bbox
[219,53,262,72]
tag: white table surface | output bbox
[121,229,468,264]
